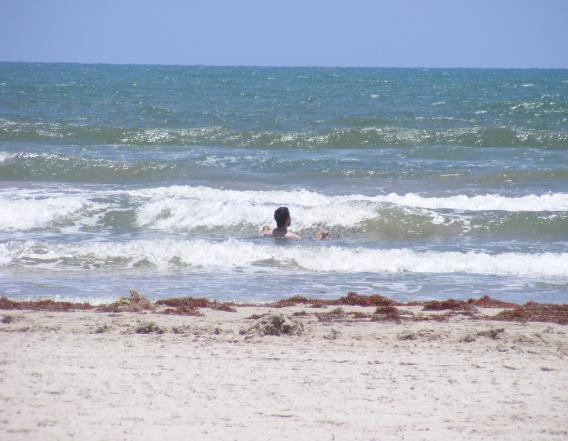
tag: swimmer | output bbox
[260,206,329,240]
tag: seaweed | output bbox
[477,328,505,339]
[2,315,16,324]
[490,303,568,325]
[246,314,304,336]
[1,291,567,326]
[155,297,236,313]
[134,321,165,334]
[0,297,94,312]
[468,295,516,308]
[160,306,203,317]
[94,324,111,334]
[422,299,474,311]
[373,305,401,322]
[97,290,153,313]
[269,295,312,308]
[337,292,395,307]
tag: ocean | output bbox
[1,62,567,304]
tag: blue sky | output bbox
[1,0,567,68]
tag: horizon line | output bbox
[1,60,567,70]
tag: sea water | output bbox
[0,63,567,303]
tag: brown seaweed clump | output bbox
[337,292,395,307]
[468,295,516,308]
[133,321,165,334]
[269,295,313,308]
[491,302,568,325]
[0,297,94,312]
[422,299,475,312]
[373,305,401,322]
[97,290,154,313]
[268,292,395,309]
[155,297,237,314]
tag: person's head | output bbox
[274,206,291,228]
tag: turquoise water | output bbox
[1,63,567,303]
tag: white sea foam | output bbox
[2,239,567,278]
[370,192,568,212]
[1,185,567,232]
[130,186,374,230]
[0,152,16,163]
[130,187,568,234]
[0,190,90,231]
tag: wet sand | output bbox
[1,296,568,440]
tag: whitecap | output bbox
[3,239,567,278]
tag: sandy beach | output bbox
[1,295,567,441]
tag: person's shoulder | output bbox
[285,232,302,240]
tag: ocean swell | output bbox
[1,119,567,148]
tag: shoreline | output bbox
[1,292,568,440]
[2,291,568,325]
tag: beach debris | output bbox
[330,307,344,315]
[398,331,417,340]
[0,297,94,312]
[270,295,313,308]
[460,327,505,343]
[540,367,556,372]
[324,328,339,340]
[156,297,236,314]
[133,320,165,334]
[422,299,475,311]
[1,292,567,326]
[246,313,304,336]
[477,328,505,339]
[99,290,154,313]
[161,306,203,317]
[245,313,268,320]
[2,315,18,324]
[397,329,443,341]
[373,306,401,322]
[468,295,516,308]
[461,334,477,343]
[94,324,111,334]
[171,324,192,334]
[490,303,568,325]
[268,292,395,308]
[338,292,395,307]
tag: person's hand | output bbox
[315,228,329,240]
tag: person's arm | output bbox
[314,228,329,240]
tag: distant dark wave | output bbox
[1,120,567,148]
[3,150,568,184]
[0,152,184,183]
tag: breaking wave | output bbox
[0,186,566,243]
[1,239,567,278]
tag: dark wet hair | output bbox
[274,206,290,228]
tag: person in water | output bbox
[261,206,329,240]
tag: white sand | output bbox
[1,306,567,441]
